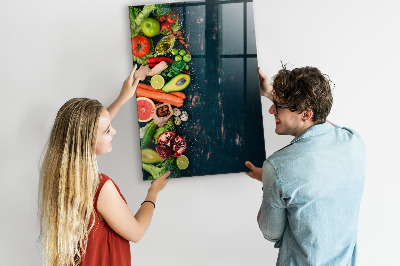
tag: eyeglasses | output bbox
[273,100,291,114]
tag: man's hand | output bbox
[258,67,274,101]
[245,161,262,182]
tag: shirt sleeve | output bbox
[258,159,287,246]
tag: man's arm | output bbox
[257,160,287,245]
[258,67,274,101]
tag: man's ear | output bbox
[302,109,313,122]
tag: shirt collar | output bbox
[290,122,334,144]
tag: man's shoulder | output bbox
[264,145,301,176]
[266,124,364,168]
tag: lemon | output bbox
[150,75,165,90]
[176,155,189,170]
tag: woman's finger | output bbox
[129,65,138,79]
[160,171,171,179]
[132,77,140,88]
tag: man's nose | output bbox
[269,104,276,114]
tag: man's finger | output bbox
[258,67,266,78]
[245,161,255,171]
[244,171,253,178]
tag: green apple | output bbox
[141,18,160,37]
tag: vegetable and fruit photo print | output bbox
[129,1,265,180]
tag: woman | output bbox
[38,66,169,266]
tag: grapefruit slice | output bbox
[137,97,155,122]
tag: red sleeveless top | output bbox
[80,173,131,266]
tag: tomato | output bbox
[167,12,177,24]
[159,15,167,23]
[131,35,151,57]
[160,23,171,34]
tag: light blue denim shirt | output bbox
[258,122,365,266]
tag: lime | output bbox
[176,155,189,170]
[150,75,165,90]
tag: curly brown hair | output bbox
[272,66,333,124]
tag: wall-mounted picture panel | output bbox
[129,0,265,180]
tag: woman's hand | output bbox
[149,171,170,195]
[107,66,141,122]
[119,65,141,102]
[258,67,274,101]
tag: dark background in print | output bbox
[134,0,266,179]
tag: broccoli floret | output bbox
[163,158,180,179]
[154,4,171,15]
[153,118,176,143]
[142,157,180,180]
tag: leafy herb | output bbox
[161,61,187,79]
[153,118,176,143]
[129,5,156,37]
[171,22,181,32]
[155,4,171,15]
[135,5,156,25]
[129,7,143,37]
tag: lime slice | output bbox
[151,75,165,90]
[176,155,189,170]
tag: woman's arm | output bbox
[107,66,140,122]
[97,171,170,243]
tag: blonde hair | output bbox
[38,98,103,265]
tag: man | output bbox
[245,66,365,265]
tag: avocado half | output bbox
[162,74,191,92]
[141,148,164,164]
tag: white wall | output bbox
[1,0,399,265]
